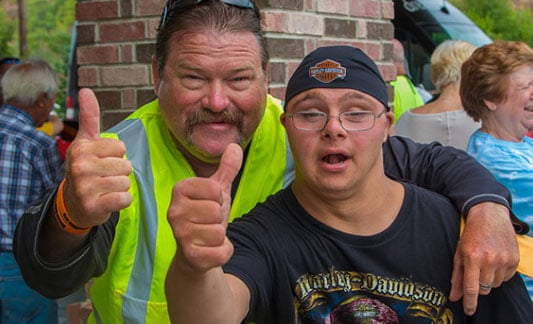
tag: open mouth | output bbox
[525,106,533,112]
[322,154,348,164]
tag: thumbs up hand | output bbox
[62,88,133,228]
[167,143,243,273]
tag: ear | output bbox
[263,62,269,83]
[483,99,498,111]
[151,54,160,96]
[37,92,48,108]
[384,110,394,141]
[280,112,288,129]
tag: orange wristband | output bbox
[54,180,91,235]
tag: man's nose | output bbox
[202,81,230,112]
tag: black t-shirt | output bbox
[224,184,532,323]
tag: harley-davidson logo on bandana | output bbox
[308,59,347,83]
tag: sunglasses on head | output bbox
[0,57,20,66]
[160,0,256,29]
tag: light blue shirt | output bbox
[467,130,533,298]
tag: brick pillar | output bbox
[74,0,395,129]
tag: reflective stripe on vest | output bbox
[88,95,293,323]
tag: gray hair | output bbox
[1,59,59,106]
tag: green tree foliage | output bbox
[0,7,17,56]
[450,0,533,46]
[1,0,76,110]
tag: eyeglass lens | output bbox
[292,111,385,132]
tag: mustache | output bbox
[186,109,244,128]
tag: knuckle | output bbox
[463,286,479,296]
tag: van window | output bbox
[393,0,492,91]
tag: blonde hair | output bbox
[431,40,477,93]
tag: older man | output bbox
[1,59,62,323]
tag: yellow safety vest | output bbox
[390,75,424,123]
[88,95,293,323]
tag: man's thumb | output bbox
[211,143,243,190]
[76,88,101,141]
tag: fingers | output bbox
[449,256,464,302]
[168,181,234,272]
[460,256,481,315]
[167,144,243,273]
[451,205,520,316]
[77,88,101,141]
[62,88,133,226]
[211,143,243,193]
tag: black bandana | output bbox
[284,46,389,110]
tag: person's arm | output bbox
[166,143,250,323]
[383,135,520,315]
[48,114,64,136]
[383,136,512,216]
[13,88,132,297]
[166,258,250,323]
[13,190,118,298]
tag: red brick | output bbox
[268,87,286,102]
[325,18,356,38]
[120,0,133,18]
[100,21,147,43]
[382,1,395,20]
[101,66,149,86]
[137,0,165,16]
[95,90,121,109]
[356,20,367,38]
[122,44,134,63]
[318,0,348,15]
[287,61,302,79]
[367,21,393,40]
[267,38,305,59]
[123,88,137,107]
[76,24,96,46]
[137,88,157,107]
[268,62,286,84]
[379,64,396,82]
[263,12,286,32]
[287,13,322,35]
[76,1,118,21]
[148,18,160,38]
[101,110,131,129]
[350,0,379,18]
[136,43,157,64]
[267,0,303,10]
[77,67,98,87]
[77,46,120,64]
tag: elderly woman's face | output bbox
[490,64,533,138]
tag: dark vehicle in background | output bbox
[393,0,492,91]
[65,20,79,124]
[62,20,79,143]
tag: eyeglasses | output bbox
[160,0,256,29]
[289,110,387,132]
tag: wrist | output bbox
[54,180,92,235]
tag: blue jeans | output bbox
[0,252,57,324]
